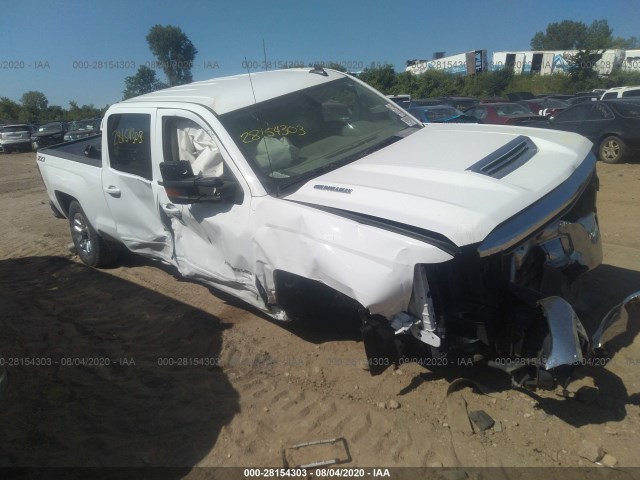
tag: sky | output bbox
[1,0,638,108]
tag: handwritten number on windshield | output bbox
[240,125,306,144]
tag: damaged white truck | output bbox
[37,68,638,388]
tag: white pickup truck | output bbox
[37,68,637,387]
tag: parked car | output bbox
[464,103,543,125]
[429,96,479,110]
[386,95,412,109]
[36,67,633,388]
[517,97,570,117]
[64,118,101,142]
[506,92,535,101]
[542,94,575,101]
[0,124,35,153]
[407,105,479,123]
[567,94,600,105]
[408,99,449,107]
[479,98,510,104]
[31,122,68,151]
[528,99,640,163]
[600,86,640,100]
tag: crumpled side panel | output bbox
[170,201,256,293]
[252,197,453,318]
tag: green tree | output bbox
[610,36,640,49]
[146,25,198,86]
[530,19,613,50]
[45,105,65,121]
[0,97,21,123]
[394,71,421,96]
[564,50,603,84]
[324,62,347,73]
[20,91,48,122]
[123,65,168,99]
[582,20,614,49]
[67,101,105,121]
[461,69,514,98]
[357,64,397,93]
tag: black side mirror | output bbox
[159,161,236,204]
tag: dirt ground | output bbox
[1,151,640,475]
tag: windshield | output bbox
[69,119,98,131]
[2,125,30,133]
[38,123,62,132]
[220,77,421,193]
[423,106,461,121]
[538,98,569,108]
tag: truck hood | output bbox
[285,124,594,248]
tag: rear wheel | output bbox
[68,201,116,267]
[598,135,626,164]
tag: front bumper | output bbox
[363,154,638,387]
[0,140,31,152]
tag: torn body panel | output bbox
[251,196,453,318]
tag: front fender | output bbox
[251,197,453,318]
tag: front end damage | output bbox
[362,154,637,387]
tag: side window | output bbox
[589,104,614,120]
[162,117,224,177]
[602,92,618,99]
[554,104,589,122]
[107,114,152,180]
[622,89,640,97]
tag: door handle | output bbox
[161,203,182,219]
[105,185,121,197]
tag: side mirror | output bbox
[159,161,236,204]
[548,116,555,122]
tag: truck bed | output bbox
[39,135,102,168]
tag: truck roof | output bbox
[123,68,347,115]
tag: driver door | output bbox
[155,109,258,298]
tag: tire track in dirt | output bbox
[204,343,442,466]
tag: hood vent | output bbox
[467,136,538,179]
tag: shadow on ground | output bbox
[0,256,239,472]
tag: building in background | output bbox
[490,49,627,76]
[405,49,640,77]
[406,50,488,75]
[621,50,640,72]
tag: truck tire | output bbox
[68,201,116,267]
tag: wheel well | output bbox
[596,133,618,147]
[54,191,77,217]
[274,270,364,319]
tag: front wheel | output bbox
[598,136,626,164]
[68,201,116,267]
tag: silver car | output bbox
[0,124,35,153]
